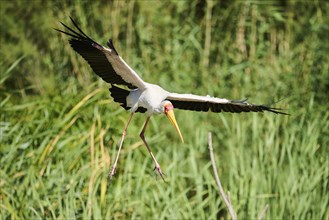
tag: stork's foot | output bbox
[154,164,167,182]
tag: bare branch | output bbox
[208,132,237,220]
[227,191,232,204]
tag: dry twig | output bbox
[208,132,237,220]
[208,132,270,220]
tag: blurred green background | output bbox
[1,0,328,219]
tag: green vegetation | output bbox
[1,0,328,219]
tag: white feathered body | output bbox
[127,83,170,115]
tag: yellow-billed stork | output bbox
[56,18,287,181]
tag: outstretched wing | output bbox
[55,17,146,89]
[167,93,288,114]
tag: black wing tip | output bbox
[53,27,62,33]
[56,17,105,50]
[69,16,75,23]
[56,17,89,39]
[68,16,79,30]
[234,97,289,115]
[264,97,290,115]
[57,17,111,52]
[258,105,289,115]
[107,39,119,55]
[269,108,290,115]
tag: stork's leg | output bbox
[140,116,166,182]
[109,112,134,179]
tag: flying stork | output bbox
[56,17,287,181]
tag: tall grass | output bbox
[1,0,328,219]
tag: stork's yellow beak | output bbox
[166,109,184,143]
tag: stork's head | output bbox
[161,100,184,143]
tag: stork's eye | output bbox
[164,106,169,113]
[164,103,173,114]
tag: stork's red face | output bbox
[163,102,184,143]
[164,103,174,114]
